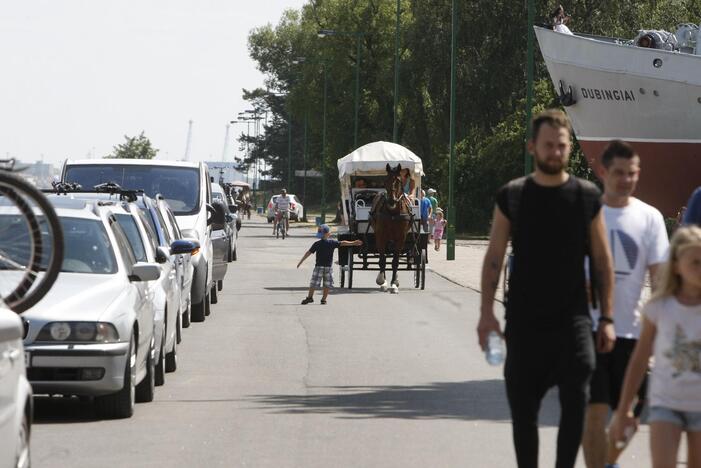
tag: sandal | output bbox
[301,297,314,305]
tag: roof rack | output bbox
[45,181,143,202]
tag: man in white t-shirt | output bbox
[582,140,669,468]
[273,188,291,235]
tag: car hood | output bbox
[176,211,201,234]
[22,273,126,322]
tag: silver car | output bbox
[0,305,32,468]
[21,197,162,419]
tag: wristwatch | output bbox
[598,316,614,325]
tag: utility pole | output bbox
[447,0,458,261]
[184,120,193,161]
[393,0,401,143]
[302,112,308,222]
[525,0,535,174]
[321,63,328,223]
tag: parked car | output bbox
[266,194,303,223]
[61,159,219,323]
[212,183,238,262]
[0,304,32,468]
[141,194,196,334]
[20,196,163,419]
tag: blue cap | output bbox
[315,224,331,238]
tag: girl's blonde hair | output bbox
[651,225,701,301]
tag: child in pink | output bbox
[433,209,446,251]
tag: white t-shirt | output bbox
[554,23,573,35]
[644,297,701,412]
[275,195,290,212]
[591,198,669,338]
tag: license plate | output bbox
[24,351,31,368]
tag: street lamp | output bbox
[317,29,364,150]
[393,0,401,143]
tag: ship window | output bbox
[639,88,646,95]
[697,97,701,104]
[653,90,659,97]
[653,58,663,68]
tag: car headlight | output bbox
[37,322,120,343]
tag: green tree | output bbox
[107,132,158,160]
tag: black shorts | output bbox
[589,335,647,416]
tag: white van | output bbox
[62,159,216,322]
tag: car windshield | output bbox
[64,165,201,215]
[0,215,117,274]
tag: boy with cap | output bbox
[297,224,363,304]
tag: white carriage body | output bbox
[337,141,424,234]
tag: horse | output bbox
[369,163,413,293]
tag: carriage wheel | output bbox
[413,252,421,288]
[347,249,354,289]
[420,250,427,290]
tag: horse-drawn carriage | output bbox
[224,181,252,220]
[336,141,428,292]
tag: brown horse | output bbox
[369,163,413,293]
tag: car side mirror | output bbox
[170,239,200,255]
[129,263,161,282]
[208,201,226,228]
[155,246,170,264]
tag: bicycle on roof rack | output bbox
[0,159,64,313]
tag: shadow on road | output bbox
[32,396,100,424]
[248,380,560,425]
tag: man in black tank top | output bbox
[477,109,615,468]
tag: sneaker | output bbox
[604,465,620,468]
[320,299,327,305]
[301,297,314,305]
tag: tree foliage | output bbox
[107,132,158,160]
[244,0,700,230]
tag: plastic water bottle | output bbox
[485,331,505,366]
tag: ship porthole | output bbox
[653,90,659,97]
[653,58,663,68]
[639,88,646,95]
[697,97,701,104]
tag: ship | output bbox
[535,24,701,217]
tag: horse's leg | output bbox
[376,252,386,287]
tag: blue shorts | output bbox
[648,406,701,432]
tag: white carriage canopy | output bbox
[337,141,424,180]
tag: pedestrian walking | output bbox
[580,140,669,468]
[477,109,615,468]
[433,209,446,252]
[297,224,362,305]
[610,225,701,468]
[420,190,432,235]
[427,188,439,242]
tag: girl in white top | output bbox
[611,226,701,467]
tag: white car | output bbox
[21,197,163,419]
[0,305,31,468]
[266,194,303,222]
[62,159,216,323]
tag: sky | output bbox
[0,0,306,165]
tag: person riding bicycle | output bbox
[273,188,291,235]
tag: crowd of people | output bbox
[478,109,700,468]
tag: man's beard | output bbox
[534,155,567,175]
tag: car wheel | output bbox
[155,332,165,387]
[182,293,192,328]
[96,333,136,419]
[15,409,30,468]
[210,284,218,305]
[165,335,177,373]
[191,284,206,323]
[217,279,223,292]
[135,338,156,403]
[205,290,212,316]
[176,310,182,344]
[232,245,237,261]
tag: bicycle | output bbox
[0,160,64,313]
[275,211,288,240]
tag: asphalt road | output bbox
[30,218,652,468]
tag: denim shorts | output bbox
[648,406,701,431]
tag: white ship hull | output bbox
[535,26,701,216]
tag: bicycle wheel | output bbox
[0,171,64,313]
